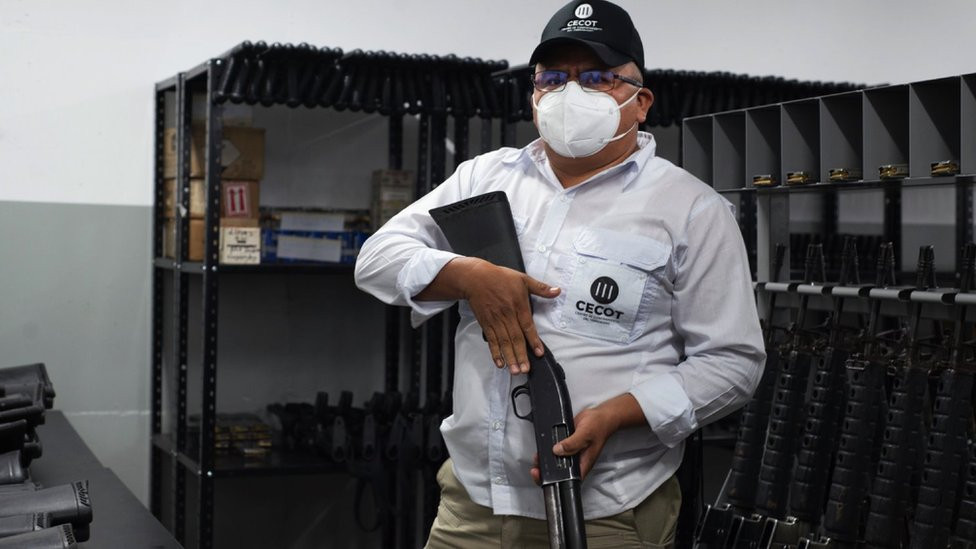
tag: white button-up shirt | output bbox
[355,132,765,520]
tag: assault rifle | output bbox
[863,246,937,548]
[910,243,976,548]
[730,244,824,548]
[814,243,897,548]
[694,244,786,548]
[785,238,862,542]
[430,191,586,549]
[0,524,77,548]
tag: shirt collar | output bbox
[501,132,658,190]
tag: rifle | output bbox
[731,244,824,548]
[0,512,50,539]
[0,481,92,542]
[430,191,587,549]
[0,524,77,549]
[911,243,976,548]
[816,243,897,547]
[863,246,937,548]
[789,238,862,534]
[694,244,786,548]
[953,440,976,547]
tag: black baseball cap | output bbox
[529,0,644,69]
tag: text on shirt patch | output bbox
[575,275,625,322]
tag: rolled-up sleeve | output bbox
[629,195,766,447]
[355,162,472,326]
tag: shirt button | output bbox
[537,244,547,253]
[492,420,502,431]
[578,257,585,264]
[559,321,567,328]
[561,195,570,203]
[493,476,506,485]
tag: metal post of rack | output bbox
[173,71,192,546]
[957,179,974,278]
[150,82,168,521]
[883,185,902,271]
[196,58,226,549]
[386,115,404,394]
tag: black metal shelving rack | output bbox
[149,53,489,548]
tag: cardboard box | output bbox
[163,178,205,219]
[278,211,345,232]
[371,170,414,230]
[221,180,260,219]
[163,125,265,180]
[163,219,205,261]
[261,230,369,264]
[219,218,261,265]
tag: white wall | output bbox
[3,0,976,205]
[2,0,975,510]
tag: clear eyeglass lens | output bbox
[533,70,617,92]
[534,71,569,91]
[579,70,615,91]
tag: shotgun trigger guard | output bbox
[511,384,533,420]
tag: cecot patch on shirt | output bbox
[564,261,644,342]
[559,227,670,343]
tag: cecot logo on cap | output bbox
[575,4,593,18]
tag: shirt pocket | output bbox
[555,227,671,344]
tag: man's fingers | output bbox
[495,321,522,374]
[553,431,587,456]
[518,309,545,358]
[504,317,530,371]
[483,326,505,368]
[526,276,560,299]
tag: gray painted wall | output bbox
[0,200,152,503]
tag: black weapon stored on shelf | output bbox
[953,440,976,546]
[789,238,861,530]
[0,512,51,539]
[910,243,976,549]
[0,482,91,542]
[818,242,897,547]
[0,523,77,549]
[863,246,938,548]
[430,192,586,549]
[726,244,825,548]
[694,243,787,548]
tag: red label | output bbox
[224,183,249,217]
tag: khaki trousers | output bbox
[425,459,681,549]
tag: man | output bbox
[355,1,765,546]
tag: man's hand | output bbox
[415,257,560,374]
[530,393,646,484]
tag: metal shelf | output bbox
[153,257,355,275]
[152,434,348,479]
[716,174,975,195]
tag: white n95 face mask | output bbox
[533,81,640,159]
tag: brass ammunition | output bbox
[786,171,813,186]
[753,174,778,187]
[828,168,862,182]
[931,160,960,177]
[879,164,909,180]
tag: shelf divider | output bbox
[909,77,961,178]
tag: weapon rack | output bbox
[681,73,976,285]
[681,72,976,548]
[150,43,866,549]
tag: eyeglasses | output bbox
[531,69,644,93]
